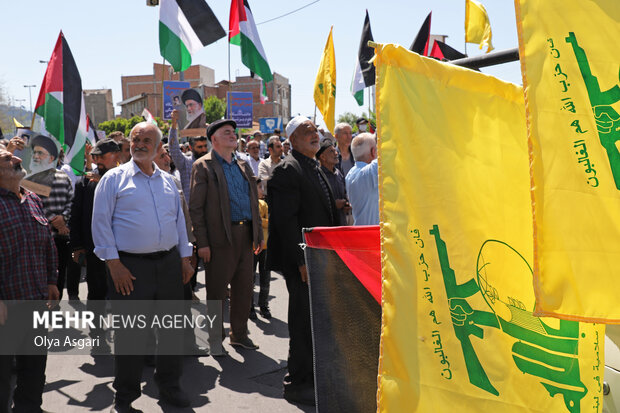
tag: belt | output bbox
[118,246,176,260]
[231,220,252,226]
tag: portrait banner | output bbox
[515,0,620,322]
[374,43,604,413]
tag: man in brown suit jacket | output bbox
[189,119,263,354]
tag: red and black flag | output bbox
[303,225,381,413]
[409,11,432,55]
[429,40,467,61]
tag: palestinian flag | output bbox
[229,0,273,93]
[350,10,376,107]
[410,11,432,55]
[303,226,381,412]
[429,40,467,61]
[34,32,88,174]
[159,0,225,72]
[86,114,97,144]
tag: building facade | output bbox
[84,89,114,125]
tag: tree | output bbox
[98,115,169,138]
[204,96,226,123]
[337,110,376,133]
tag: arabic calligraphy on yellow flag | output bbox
[374,43,603,413]
[313,26,336,134]
[465,0,494,53]
[515,0,620,323]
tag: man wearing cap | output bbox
[92,122,194,411]
[27,134,76,300]
[190,119,263,353]
[267,116,338,406]
[316,139,350,226]
[181,89,207,130]
[70,138,119,347]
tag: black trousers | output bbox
[252,250,270,308]
[54,237,81,299]
[107,248,184,406]
[86,251,108,336]
[283,268,313,387]
[0,303,47,413]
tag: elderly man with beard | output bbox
[0,148,59,413]
[70,138,119,350]
[26,134,77,301]
[92,122,194,412]
[181,89,207,130]
[267,117,338,406]
[316,139,351,226]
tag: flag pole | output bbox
[161,57,166,121]
[314,105,317,124]
[464,0,468,55]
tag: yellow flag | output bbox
[375,43,603,413]
[515,0,620,322]
[465,0,494,53]
[13,118,24,128]
[313,27,336,134]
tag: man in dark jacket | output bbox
[70,138,119,343]
[267,116,337,406]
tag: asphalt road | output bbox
[39,269,314,413]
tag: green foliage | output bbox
[204,96,226,123]
[98,115,170,138]
[337,110,376,133]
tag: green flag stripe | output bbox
[159,21,192,72]
[230,33,241,46]
[240,32,273,83]
[35,93,64,144]
[354,90,364,106]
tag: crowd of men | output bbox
[0,109,379,412]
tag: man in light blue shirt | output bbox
[92,121,194,412]
[345,133,379,226]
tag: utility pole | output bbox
[23,85,36,113]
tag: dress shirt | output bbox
[213,150,253,222]
[345,159,379,226]
[247,155,261,177]
[168,127,196,203]
[0,188,58,300]
[92,159,192,260]
[258,156,282,195]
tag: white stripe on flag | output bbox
[239,7,269,63]
[160,0,204,55]
[351,59,365,95]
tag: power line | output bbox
[256,0,320,25]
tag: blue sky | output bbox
[1,0,521,128]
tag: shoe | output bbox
[249,307,258,320]
[110,404,143,413]
[210,347,229,357]
[230,336,259,350]
[159,386,190,407]
[259,306,272,319]
[185,344,209,357]
[283,384,315,406]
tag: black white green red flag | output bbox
[159,0,225,73]
[351,10,376,106]
[229,0,273,93]
[33,32,87,174]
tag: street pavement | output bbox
[40,269,315,413]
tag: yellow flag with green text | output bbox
[375,43,603,413]
[313,26,336,134]
[515,0,620,322]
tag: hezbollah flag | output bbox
[515,1,620,322]
[314,27,336,133]
[159,0,225,73]
[465,0,494,53]
[303,226,381,413]
[374,43,603,412]
[229,0,273,93]
[34,32,88,174]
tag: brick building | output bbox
[84,89,114,125]
[118,63,291,125]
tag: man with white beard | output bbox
[181,89,207,130]
[26,134,75,301]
